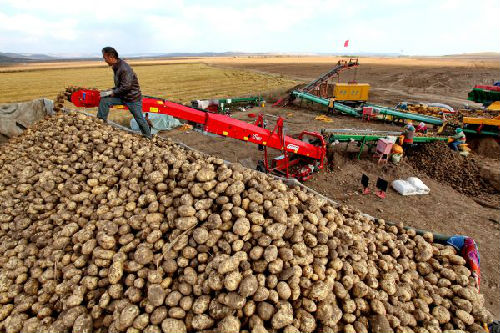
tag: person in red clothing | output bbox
[416,121,428,134]
[402,122,415,151]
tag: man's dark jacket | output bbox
[112,59,142,102]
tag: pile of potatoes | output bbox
[0,112,493,333]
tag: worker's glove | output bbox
[100,90,113,98]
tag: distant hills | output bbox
[0,51,259,63]
[0,52,55,63]
[441,52,500,59]
[1,51,499,63]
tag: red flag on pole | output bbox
[344,40,349,47]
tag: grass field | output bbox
[0,61,299,126]
[0,62,298,104]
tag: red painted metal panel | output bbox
[70,89,325,161]
[474,85,500,92]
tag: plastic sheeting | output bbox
[396,102,454,113]
[392,177,430,195]
[130,114,181,134]
[427,103,454,112]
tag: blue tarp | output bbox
[130,114,181,134]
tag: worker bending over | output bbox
[327,97,336,115]
[98,47,152,139]
[449,128,466,151]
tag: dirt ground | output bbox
[214,56,499,109]
[164,57,500,316]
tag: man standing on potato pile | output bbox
[98,47,152,139]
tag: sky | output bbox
[0,0,499,56]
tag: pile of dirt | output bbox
[467,137,500,159]
[407,142,498,199]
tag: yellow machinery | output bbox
[463,115,500,127]
[333,83,370,102]
[487,101,500,111]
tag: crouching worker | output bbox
[448,128,466,151]
[416,121,429,134]
[98,46,152,139]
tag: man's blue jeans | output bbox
[98,97,152,138]
[448,141,461,151]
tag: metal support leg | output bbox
[357,136,367,160]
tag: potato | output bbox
[224,271,243,291]
[309,281,330,301]
[297,309,317,333]
[371,299,387,316]
[271,301,294,329]
[192,295,211,314]
[161,318,187,333]
[133,314,149,330]
[175,217,198,231]
[257,301,275,321]
[134,246,153,265]
[455,310,474,325]
[149,307,167,325]
[178,205,196,217]
[192,314,214,330]
[233,218,251,236]
[109,261,124,284]
[266,223,287,240]
[168,307,186,319]
[369,314,393,333]
[217,315,241,333]
[147,284,166,307]
[196,168,216,182]
[116,304,140,331]
[226,181,245,196]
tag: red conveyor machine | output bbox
[70,89,326,181]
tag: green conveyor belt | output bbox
[291,91,444,125]
[291,91,361,117]
[327,133,447,144]
[468,88,500,105]
[365,103,444,125]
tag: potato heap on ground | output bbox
[0,113,493,333]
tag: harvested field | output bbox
[212,55,500,109]
[0,62,298,104]
[0,112,495,332]
[0,62,297,127]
